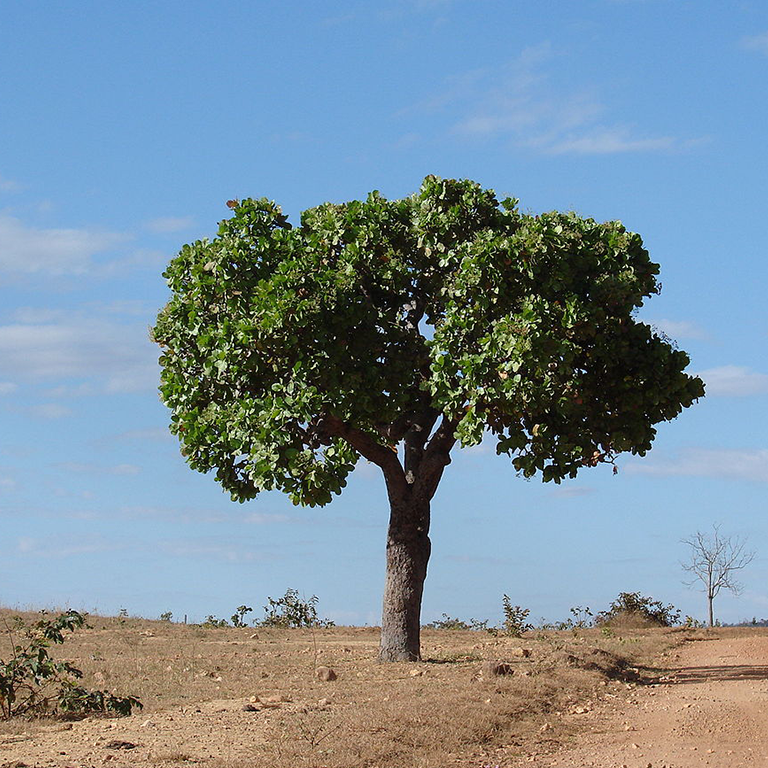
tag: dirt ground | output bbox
[1,618,767,768]
[526,633,768,767]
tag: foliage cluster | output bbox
[0,611,141,720]
[260,589,335,628]
[423,614,490,631]
[596,591,681,628]
[153,176,704,507]
[198,590,334,629]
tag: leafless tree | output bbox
[682,524,755,627]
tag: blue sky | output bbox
[1,0,767,627]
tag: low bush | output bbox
[259,589,335,628]
[596,592,680,628]
[423,614,489,631]
[0,610,141,719]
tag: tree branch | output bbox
[413,415,458,502]
[318,413,408,497]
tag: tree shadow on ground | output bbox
[665,665,768,684]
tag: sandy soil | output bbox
[3,632,768,767]
[523,634,768,767]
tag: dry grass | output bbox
[0,608,695,768]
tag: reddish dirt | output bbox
[522,634,768,767]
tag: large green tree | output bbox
[153,176,704,661]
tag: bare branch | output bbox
[681,524,755,625]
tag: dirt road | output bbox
[528,634,768,767]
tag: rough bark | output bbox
[379,498,431,661]
[377,414,457,662]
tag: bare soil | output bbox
[522,630,768,767]
[2,613,766,768]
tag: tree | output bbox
[682,524,754,627]
[152,176,704,661]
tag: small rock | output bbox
[105,740,139,750]
[318,697,331,707]
[509,647,532,658]
[242,704,259,712]
[539,723,551,733]
[409,668,425,677]
[482,660,514,677]
[249,632,260,639]
[630,743,639,749]
[316,666,338,681]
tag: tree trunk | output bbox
[379,498,431,662]
[708,594,714,627]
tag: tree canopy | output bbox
[153,176,704,505]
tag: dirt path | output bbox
[526,634,768,767]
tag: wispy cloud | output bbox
[742,30,768,55]
[627,448,768,483]
[0,476,17,491]
[550,486,596,498]
[412,43,699,155]
[58,462,141,476]
[0,382,17,395]
[17,534,119,559]
[696,366,768,397]
[0,320,158,392]
[245,512,290,524]
[0,214,127,277]
[644,318,710,341]
[0,174,21,192]
[114,427,173,442]
[29,403,73,419]
[145,216,195,234]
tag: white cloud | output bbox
[58,462,141,476]
[0,321,158,391]
[145,216,195,234]
[545,129,678,155]
[697,366,768,397]
[157,539,260,563]
[17,535,118,559]
[420,43,699,155]
[644,318,709,341]
[551,486,596,498]
[115,428,173,442]
[0,214,127,276]
[0,476,16,491]
[44,383,96,398]
[29,403,72,419]
[627,448,768,483]
[245,512,290,524]
[0,382,17,395]
[0,174,21,192]
[742,31,768,55]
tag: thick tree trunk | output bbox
[379,498,431,661]
[708,594,714,627]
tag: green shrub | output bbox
[201,615,229,628]
[0,611,141,719]
[596,592,680,627]
[423,614,489,631]
[259,589,335,628]
[500,595,533,637]
[230,605,253,627]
